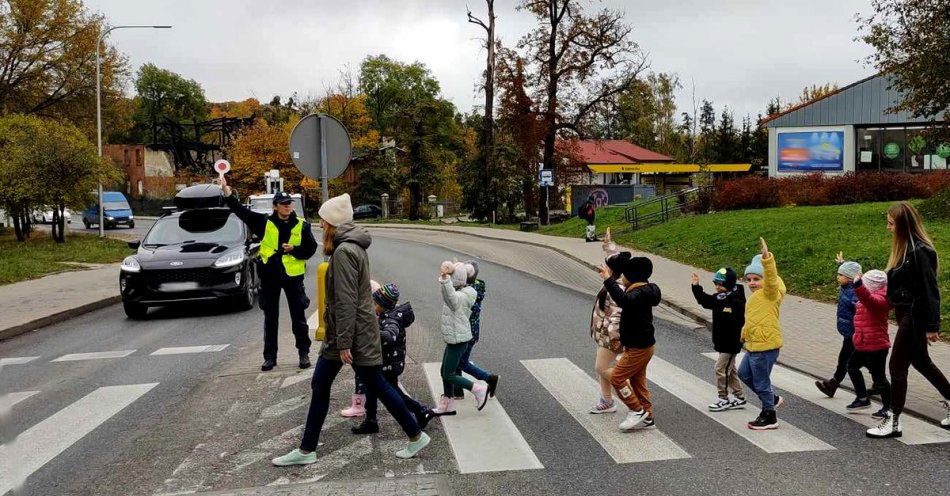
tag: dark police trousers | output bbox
[259,269,311,360]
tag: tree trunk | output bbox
[12,210,25,241]
[539,1,560,226]
[52,204,66,243]
[483,0,496,220]
[408,182,421,220]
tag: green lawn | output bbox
[0,230,131,285]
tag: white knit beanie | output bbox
[450,262,468,288]
[863,269,887,292]
[370,279,381,293]
[318,193,353,227]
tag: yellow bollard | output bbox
[314,262,328,341]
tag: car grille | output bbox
[144,268,233,288]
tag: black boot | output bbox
[298,352,311,369]
[748,409,778,430]
[261,358,276,371]
[416,408,434,430]
[351,419,379,435]
[815,378,838,398]
[486,375,499,398]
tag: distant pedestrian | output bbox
[738,238,786,431]
[867,202,950,438]
[589,230,629,414]
[431,261,490,415]
[351,282,434,435]
[598,255,662,431]
[579,196,597,242]
[691,267,747,412]
[846,269,892,419]
[272,194,429,466]
[814,253,861,398]
[450,260,499,401]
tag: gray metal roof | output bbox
[765,74,946,128]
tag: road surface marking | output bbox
[648,356,834,453]
[521,358,691,463]
[701,352,950,445]
[0,356,40,367]
[0,391,40,414]
[0,383,158,495]
[150,344,230,355]
[280,373,312,389]
[422,362,543,473]
[51,350,136,362]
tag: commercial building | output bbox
[763,74,949,176]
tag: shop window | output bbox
[880,128,906,171]
[856,128,879,171]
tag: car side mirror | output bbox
[127,240,141,249]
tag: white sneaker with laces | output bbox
[867,413,902,438]
[708,398,731,412]
[940,400,950,428]
[619,409,647,431]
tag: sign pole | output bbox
[319,115,330,207]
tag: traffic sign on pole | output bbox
[289,113,352,206]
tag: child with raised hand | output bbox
[738,238,787,430]
[815,252,860,398]
[431,261,490,416]
[352,283,434,435]
[846,269,892,419]
[691,267,747,412]
[451,260,500,400]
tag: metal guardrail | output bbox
[624,186,712,231]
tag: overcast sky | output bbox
[86,0,876,123]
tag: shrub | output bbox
[712,175,782,210]
[919,185,950,220]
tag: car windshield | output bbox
[103,201,130,210]
[143,210,243,246]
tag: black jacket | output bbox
[692,284,746,354]
[380,303,415,375]
[888,238,941,333]
[604,277,662,349]
[224,194,317,279]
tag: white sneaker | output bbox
[867,413,902,438]
[708,398,731,412]
[590,398,617,414]
[940,400,950,428]
[619,409,647,431]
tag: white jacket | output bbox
[439,277,477,344]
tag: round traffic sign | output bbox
[214,159,231,175]
[289,114,352,180]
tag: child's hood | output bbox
[386,302,415,327]
[631,282,662,307]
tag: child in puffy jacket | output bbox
[432,261,490,416]
[351,283,434,435]
[845,270,892,419]
[815,254,861,398]
[691,267,747,412]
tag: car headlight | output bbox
[128,214,134,220]
[214,251,245,268]
[121,256,141,272]
[106,216,114,220]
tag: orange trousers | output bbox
[609,345,655,414]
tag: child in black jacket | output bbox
[691,268,747,412]
[352,283,433,434]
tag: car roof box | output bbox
[174,184,226,209]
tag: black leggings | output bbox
[833,336,855,383]
[889,309,950,416]
[847,349,891,410]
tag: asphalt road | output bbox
[2,229,950,496]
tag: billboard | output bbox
[777,131,844,172]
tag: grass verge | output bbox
[0,230,131,285]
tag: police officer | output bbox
[220,177,317,371]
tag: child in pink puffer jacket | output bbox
[845,269,891,419]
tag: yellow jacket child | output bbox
[741,252,786,352]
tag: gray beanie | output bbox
[838,261,862,280]
[465,260,480,284]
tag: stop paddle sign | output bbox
[213,159,231,180]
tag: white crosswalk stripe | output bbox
[521,358,691,463]
[51,350,136,362]
[150,344,230,355]
[0,391,39,414]
[700,352,950,445]
[422,362,543,474]
[648,356,835,453]
[0,356,39,367]
[0,383,158,495]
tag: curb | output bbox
[0,294,121,342]
[366,224,946,422]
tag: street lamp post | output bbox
[96,24,171,237]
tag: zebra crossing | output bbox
[2,349,949,493]
[0,343,232,367]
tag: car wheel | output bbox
[235,268,256,311]
[129,220,135,229]
[83,218,90,229]
[123,300,148,319]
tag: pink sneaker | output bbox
[432,395,456,416]
[472,383,489,411]
[340,394,365,418]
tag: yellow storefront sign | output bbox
[588,163,751,173]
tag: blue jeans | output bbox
[456,339,492,381]
[738,349,780,411]
[300,357,420,452]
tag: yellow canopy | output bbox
[588,163,751,173]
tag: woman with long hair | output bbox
[867,202,950,438]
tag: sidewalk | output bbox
[0,264,119,341]
[367,223,950,423]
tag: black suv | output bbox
[119,185,260,319]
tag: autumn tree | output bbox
[224,118,317,204]
[131,64,209,143]
[0,0,127,135]
[517,0,647,223]
[858,0,950,119]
